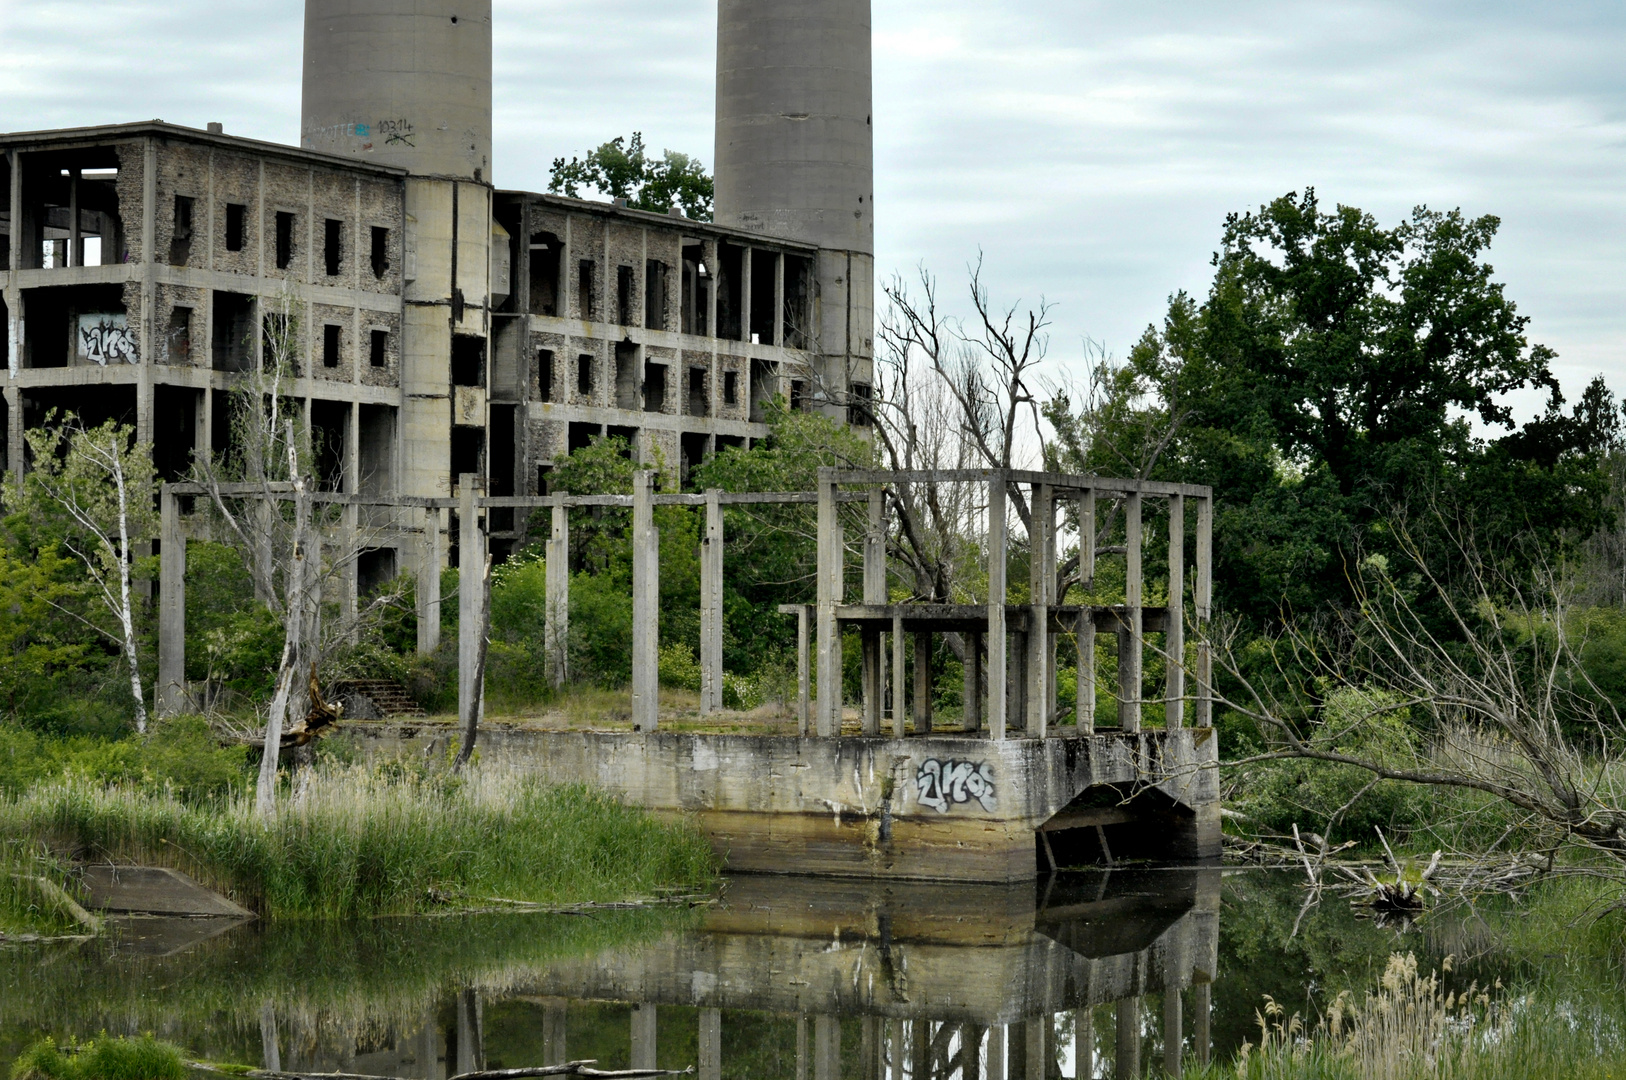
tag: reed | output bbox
[0,763,716,919]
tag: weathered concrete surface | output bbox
[80,865,255,918]
[511,869,1220,1024]
[351,723,1220,882]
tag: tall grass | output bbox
[0,764,716,918]
[1198,951,1626,1080]
[0,841,78,936]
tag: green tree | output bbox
[549,133,714,221]
[8,417,158,731]
[1048,190,1612,622]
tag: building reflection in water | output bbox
[267,867,1218,1079]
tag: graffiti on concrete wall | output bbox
[77,314,137,365]
[916,759,997,814]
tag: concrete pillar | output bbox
[1193,984,1211,1067]
[963,630,982,732]
[1166,493,1185,729]
[259,1003,280,1072]
[813,1015,839,1080]
[545,496,568,688]
[457,477,485,733]
[908,629,932,735]
[815,470,842,736]
[542,1003,567,1066]
[157,486,186,717]
[860,1016,880,1080]
[1122,491,1142,733]
[892,616,907,737]
[1010,630,1028,735]
[1075,1008,1093,1080]
[631,470,660,731]
[1076,488,1096,734]
[699,1008,722,1080]
[630,1004,657,1072]
[1028,484,1052,737]
[1116,998,1140,1079]
[796,1016,809,1080]
[1195,496,1213,729]
[1164,989,1182,1076]
[699,489,725,713]
[418,505,442,655]
[861,488,886,736]
[797,604,811,735]
[986,1024,1005,1080]
[986,472,1007,741]
[455,989,483,1075]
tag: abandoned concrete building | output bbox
[0,0,874,567]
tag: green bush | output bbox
[0,718,248,801]
[658,642,701,692]
[11,1036,185,1080]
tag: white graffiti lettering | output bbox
[915,758,997,814]
[77,314,137,366]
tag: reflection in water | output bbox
[0,869,1240,1078]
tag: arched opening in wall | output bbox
[529,231,562,316]
[1036,783,1198,871]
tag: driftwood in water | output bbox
[234,1062,693,1080]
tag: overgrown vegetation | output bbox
[10,1036,185,1080]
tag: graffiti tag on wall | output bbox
[77,314,137,365]
[915,759,997,814]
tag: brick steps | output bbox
[331,678,426,719]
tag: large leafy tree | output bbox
[1050,190,1613,622]
[549,133,713,221]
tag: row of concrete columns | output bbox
[813,470,1214,740]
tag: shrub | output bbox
[11,1036,185,1080]
[658,642,702,692]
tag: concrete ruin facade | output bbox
[1,0,876,570]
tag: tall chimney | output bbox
[713,0,874,254]
[301,1,493,181]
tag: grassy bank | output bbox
[0,764,716,919]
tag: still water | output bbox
[0,869,1520,1078]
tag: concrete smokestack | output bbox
[301,1,493,181]
[714,0,874,254]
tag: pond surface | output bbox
[0,868,1568,1077]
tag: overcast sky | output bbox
[3,1,1623,422]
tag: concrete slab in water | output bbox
[103,914,254,957]
[79,866,254,918]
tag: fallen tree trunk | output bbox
[226,1062,693,1080]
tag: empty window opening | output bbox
[211,291,255,372]
[529,232,562,315]
[370,226,389,278]
[680,432,709,488]
[275,211,295,270]
[538,349,555,402]
[717,244,744,341]
[567,422,601,456]
[643,362,666,413]
[358,404,396,495]
[151,386,201,482]
[369,328,388,368]
[311,399,349,493]
[357,548,398,597]
[681,242,707,336]
[849,382,874,427]
[614,340,640,410]
[723,370,739,406]
[576,353,595,398]
[688,367,708,416]
[169,196,194,266]
[322,324,341,368]
[262,310,295,374]
[489,405,517,531]
[644,260,667,331]
[790,379,807,411]
[167,306,193,365]
[606,426,638,458]
[25,160,122,269]
[323,219,342,276]
[451,334,485,387]
[537,464,553,495]
[750,358,776,422]
[578,260,596,320]
[225,203,246,252]
[749,250,778,346]
[616,265,635,326]
[450,425,484,482]
[784,255,812,349]
[23,283,127,368]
